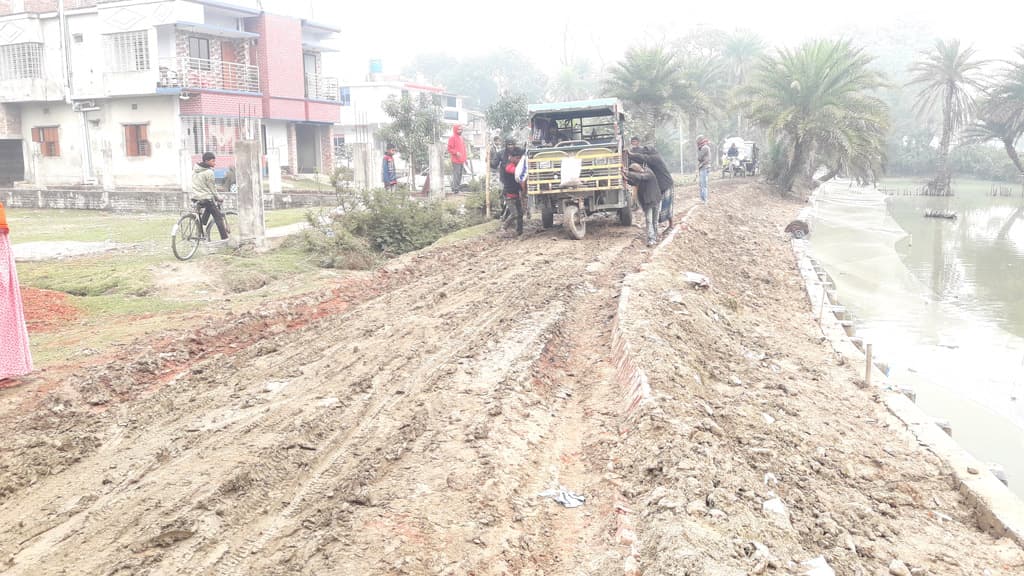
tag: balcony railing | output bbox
[158,57,259,94]
[304,73,338,101]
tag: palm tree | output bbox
[548,60,599,102]
[721,31,766,136]
[962,104,1024,174]
[745,39,889,193]
[605,45,686,142]
[986,47,1024,128]
[677,55,729,155]
[907,39,988,195]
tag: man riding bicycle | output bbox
[191,152,229,240]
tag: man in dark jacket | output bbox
[624,162,662,246]
[382,145,398,190]
[629,145,675,228]
[500,146,525,236]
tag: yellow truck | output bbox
[525,98,632,239]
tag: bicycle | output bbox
[171,200,238,261]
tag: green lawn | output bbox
[7,207,312,245]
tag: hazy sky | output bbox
[258,0,1020,83]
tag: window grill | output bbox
[182,116,261,156]
[0,43,43,81]
[124,124,150,157]
[104,31,150,72]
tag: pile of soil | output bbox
[20,287,80,333]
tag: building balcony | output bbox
[304,73,338,102]
[0,76,66,103]
[158,57,260,94]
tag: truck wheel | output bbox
[618,204,633,226]
[541,201,554,228]
[564,203,586,240]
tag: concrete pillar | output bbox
[234,140,265,248]
[180,149,193,194]
[352,143,371,190]
[267,148,282,194]
[428,143,443,200]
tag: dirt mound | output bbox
[20,287,80,333]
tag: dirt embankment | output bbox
[615,183,1024,575]
[0,180,1020,575]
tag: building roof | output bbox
[301,19,341,33]
[171,21,259,39]
[186,0,260,17]
[528,98,621,115]
[302,42,338,53]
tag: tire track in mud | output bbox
[0,217,660,575]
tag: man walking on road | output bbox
[697,135,712,204]
[500,146,526,236]
[447,124,467,192]
[623,162,662,246]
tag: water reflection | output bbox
[808,180,1024,500]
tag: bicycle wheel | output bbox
[172,213,202,261]
[206,209,238,241]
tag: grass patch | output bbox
[7,209,175,244]
[432,220,500,247]
[214,244,321,293]
[265,208,316,228]
[18,254,164,297]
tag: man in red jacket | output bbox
[447,124,467,193]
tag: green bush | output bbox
[294,214,377,269]
[343,189,476,255]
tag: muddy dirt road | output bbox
[1,181,1021,575]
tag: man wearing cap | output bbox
[191,152,229,240]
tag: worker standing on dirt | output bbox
[191,152,229,240]
[629,146,675,230]
[0,201,33,382]
[697,136,712,204]
[447,124,467,193]
[500,146,526,236]
[623,163,662,247]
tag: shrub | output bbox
[294,213,377,269]
[342,188,475,256]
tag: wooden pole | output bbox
[484,144,491,217]
[865,343,873,388]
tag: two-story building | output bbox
[0,0,340,189]
[334,74,482,167]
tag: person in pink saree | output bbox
[0,201,32,381]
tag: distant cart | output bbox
[525,98,632,240]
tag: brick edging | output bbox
[609,200,702,575]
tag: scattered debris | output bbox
[682,271,711,289]
[538,486,586,508]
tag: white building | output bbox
[335,77,482,164]
[0,0,340,189]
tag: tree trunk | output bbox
[782,137,810,193]
[687,115,699,172]
[1002,138,1024,174]
[818,167,839,184]
[934,90,954,196]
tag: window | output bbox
[0,43,44,81]
[443,110,459,121]
[31,126,60,157]
[124,124,150,157]
[445,95,457,107]
[104,31,150,72]
[339,86,351,106]
[188,37,210,70]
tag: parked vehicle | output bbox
[524,98,632,239]
[720,137,759,177]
